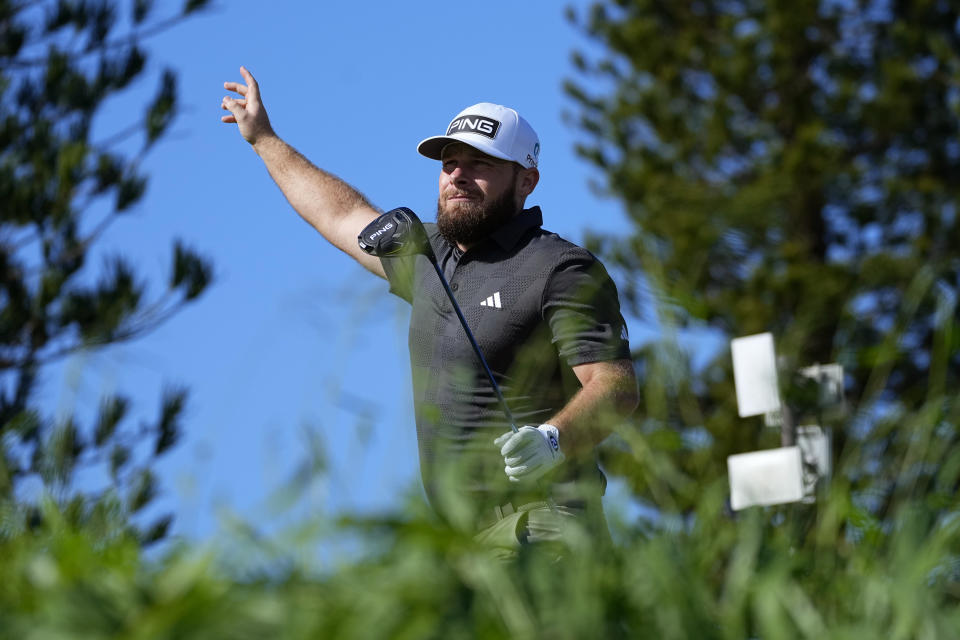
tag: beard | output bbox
[436,181,519,248]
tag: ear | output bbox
[516,167,539,199]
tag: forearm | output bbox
[550,360,638,457]
[253,135,384,274]
[222,68,384,274]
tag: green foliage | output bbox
[3,2,958,635]
[565,0,960,531]
[0,0,211,540]
[0,297,955,635]
[1,416,959,639]
[555,0,960,632]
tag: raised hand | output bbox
[221,66,274,145]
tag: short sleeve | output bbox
[380,253,418,303]
[379,223,443,304]
[543,251,631,366]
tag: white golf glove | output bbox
[494,424,565,483]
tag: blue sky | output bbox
[41,0,659,542]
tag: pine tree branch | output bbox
[1,12,195,69]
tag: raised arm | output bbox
[221,66,385,278]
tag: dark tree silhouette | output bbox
[0,0,212,543]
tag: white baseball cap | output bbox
[417,102,541,169]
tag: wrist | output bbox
[536,424,562,458]
[251,129,280,154]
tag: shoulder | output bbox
[524,226,602,270]
[424,222,450,254]
[527,228,622,305]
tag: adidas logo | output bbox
[480,291,502,309]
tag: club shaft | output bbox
[431,260,519,433]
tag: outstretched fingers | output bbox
[220,95,246,122]
[223,81,248,96]
[220,66,272,144]
[223,67,258,102]
[239,66,259,98]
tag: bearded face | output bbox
[436,170,519,248]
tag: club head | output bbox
[358,207,434,259]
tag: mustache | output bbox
[443,188,481,199]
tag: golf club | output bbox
[359,207,519,434]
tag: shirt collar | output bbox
[489,206,543,251]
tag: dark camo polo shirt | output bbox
[381,206,630,517]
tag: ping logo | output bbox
[526,142,540,167]
[447,115,500,139]
[367,222,393,241]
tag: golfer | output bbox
[221,67,638,554]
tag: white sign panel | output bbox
[731,332,781,418]
[728,446,804,510]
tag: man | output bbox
[221,67,638,553]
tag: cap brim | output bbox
[417,135,514,163]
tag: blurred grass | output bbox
[2,431,958,639]
[2,276,958,638]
